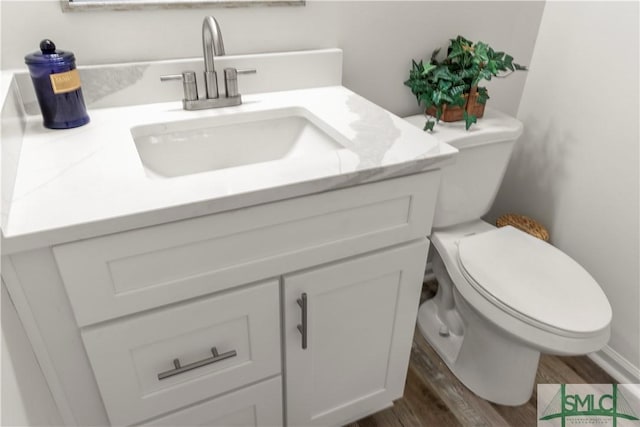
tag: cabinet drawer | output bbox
[81,280,280,426]
[53,172,440,326]
[141,376,282,426]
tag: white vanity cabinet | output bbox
[284,240,428,426]
[2,171,440,426]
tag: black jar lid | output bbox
[24,39,76,65]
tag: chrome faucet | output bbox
[160,16,256,111]
[202,16,225,99]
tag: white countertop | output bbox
[2,85,456,253]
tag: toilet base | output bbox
[417,288,540,406]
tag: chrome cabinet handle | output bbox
[296,293,308,350]
[157,346,237,380]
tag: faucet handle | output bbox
[160,71,198,101]
[224,68,256,98]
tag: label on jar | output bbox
[49,69,81,94]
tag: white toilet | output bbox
[404,109,612,406]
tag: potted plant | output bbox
[404,36,527,131]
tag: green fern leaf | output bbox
[463,111,477,130]
[424,120,435,132]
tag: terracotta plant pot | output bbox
[425,87,486,122]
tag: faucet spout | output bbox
[202,16,225,99]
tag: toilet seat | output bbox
[456,226,611,338]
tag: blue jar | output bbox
[24,39,90,129]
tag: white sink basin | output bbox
[131,107,345,179]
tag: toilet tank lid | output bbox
[404,108,523,149]
[457,226,612,336]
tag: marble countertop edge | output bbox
[0,156,455,255]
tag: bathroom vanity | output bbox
[1,49,457,426]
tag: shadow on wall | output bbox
[489,114,577,241]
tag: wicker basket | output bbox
[496,213,550,242]
[425,86,486,122]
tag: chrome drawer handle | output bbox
[157,347,237,380]
[297,293,308,350]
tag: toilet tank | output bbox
[404,108,523,229]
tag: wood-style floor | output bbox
[347,281,616,427]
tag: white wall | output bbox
[0,0,544,117]
[490,1,640,381]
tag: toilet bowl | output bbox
[418,220,611,405]
[404,110,612,405]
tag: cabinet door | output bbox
[284,239,428,426]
